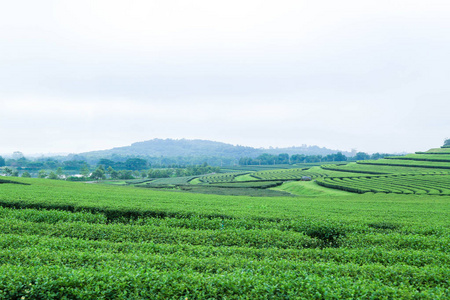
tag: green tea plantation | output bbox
[0,174,448,299]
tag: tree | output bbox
[90,167,106,181]
[63,160,86,171]
[48,172,59,180]
[239,157,254,166]
[354,152,371,161]
[119,170,134,180]
[110,169,119,179]
[277,153,290,164]
[3,167,13,176]
[444,138,450,146]
[98,159,115,169]
[125,158,148,170]
[334,152,347,161]
[291,154,306,164]
[38,170,48,178]
[56,167,64,179]
[80,164,90,178]
[21,171,31,178]
[107,166,114,178]
[12,170,19,177]
[0,156,5,167]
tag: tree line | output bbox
[238,152,394,165]
[0,151,396,178]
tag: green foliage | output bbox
[80,164,90,178]
[250,166,353,181]
[143,176,198,186]
[177,185,294,197]
[0,178,28,185]
[48,172,58,180]
[2,167,12,176]
[21,171,31,178]
[321,163,438,175]
[66,176,90,182]
[206,181,284,189]
[240,152,348,166]
[56,167,64,177]
[199,172,250,183]
[90,167,106,181]
[0,156,5,167]
[317,174,450,195]
[125,158,148,170]
[359,159,450,169]
[0,178,448,298]
[37,170,47,178]
[354,152,371,160]
[368,222,399,230]
[304,223,346,247]
[417,147,450,154]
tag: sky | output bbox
[1,0,450,156]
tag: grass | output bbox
[188,177,202,185]
[272,180,354,196]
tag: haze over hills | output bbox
[77,138,354,159]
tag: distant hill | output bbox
[78,138,352,159]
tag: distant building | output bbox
[301,176,312,181]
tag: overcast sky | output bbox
[1,0,450,155]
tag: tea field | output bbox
[314,146,450,195]
[0,176,449,299]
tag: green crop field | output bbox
[221,164,296,172]
[321,162,450,175]
[317,174,450,194]
[199,172,250,183]
[358,159,450,169]
[0,176,449,299]
[1,146,450,298]
[142,176,199,186]
[387,153,450,162]
[313,146,450,195]
[250,166,362,181]
[416,147,450,154]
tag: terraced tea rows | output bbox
[0,178,448,298]
[317,174,450,195]
[321,163,450,175]
[250,166,364,181]
[199,172,250,183]
[416,147,450,154]
[205,181,284,189]
[142,176,198,186]
[358,159,450,169]
[387,154,450,162]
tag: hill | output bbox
[314,146,450,194]
[78,138,352,159]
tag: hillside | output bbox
[78,138,352,159]
[314,146,450,194]
[131,145,450,197]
